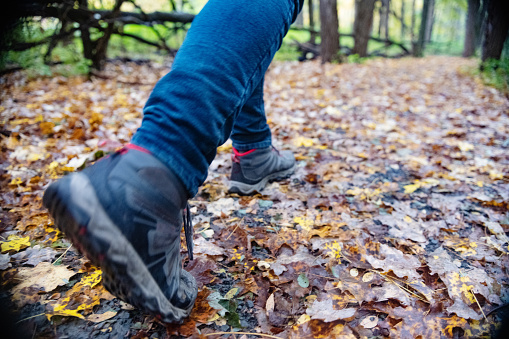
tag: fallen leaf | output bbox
[266,292,275,316]
[0,253,11,270]
[11,245,58,266]
[360,315,378,329]
[306,299,356,322]
[1,235,31,252]
[12,262,76,307]
[87,310,117,323]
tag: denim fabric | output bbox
[231,77,272,151]
[132,0,304,196]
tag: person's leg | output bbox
[228,77,296,194]
[230,77,272,151]
[44,0,304,324]
[132,0,303,197]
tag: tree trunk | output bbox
[414,0,431,57]
[463,0,480,57]
[401,0,406,41]
[384,0,390,41]
[481,0,509,61]
[319,0,340,63]
[410,0,416,45]
[378,0,388,38]
[424,0,435,42]
[308,0,316,44]
[352,0,376,57]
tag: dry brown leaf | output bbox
[12,262,76,307]
[306,299,356,322]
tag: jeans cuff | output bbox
[232,139,272,151]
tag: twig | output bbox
[16,313,45,323]
[204,332,281,339]
[225,224,240,241]
[307,272,339,280]
[52,244,72,265]
[469,286,488,322]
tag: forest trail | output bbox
[1,56,508,338]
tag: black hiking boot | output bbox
[229,146,295,194]
[43,144,197,323]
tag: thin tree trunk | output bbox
[92,0,125,70]
[463,0,480,57]
[384,0,390,41]
[482,0,509,61]
[425,0,435,42]
[308,0,316,44]
[476,0,487,48]
[414,0,431,57]
[401,0,406,41]
[353,0,376,57]
[319,0,340,63]
[410,0,416,45]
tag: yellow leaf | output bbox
[296,314,311,326]
[40,121,55,134]
[80,270,102,288]
[48,307,85,320]
[223,287,238,300]
[489,170,503,180]
[9,177,23,186]
[1,235,30,252]
[458,141,474,152]
[89,112,104,126]
[46,268,111,320]
[324,241,342,260]
[404,215,413,223]
[27,153,43,162]
[404,182,421,194]
[294,216,314,230]
[346,187,363,196]
[293,136,315,147]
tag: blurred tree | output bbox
[308,0,317,44]
[425,0,435,43]
[414,0,433,56]
[319,0,340,62]
[2,0,195,71]
[378,0,390,41]
[481,0,509,61]
[410,0,416,45]
[80,0,125,70]
[463,0,480,57]
[352,0,376,57]
[401,0,406,41]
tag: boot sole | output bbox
[228,164,295,195]
[43,173,192,323]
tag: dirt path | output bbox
[1,56,508,338]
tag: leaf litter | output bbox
[1,56,509,337]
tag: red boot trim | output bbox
[233,147,256,157]
[125,143,151,154]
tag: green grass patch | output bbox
[480,58,509,93]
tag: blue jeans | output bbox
[132,0,303,196]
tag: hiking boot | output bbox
[43,144,197,323]
[229,146,295,194]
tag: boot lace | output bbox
[183,203,194,260]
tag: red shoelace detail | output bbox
[123,143,151,154]
[232,147,256,156]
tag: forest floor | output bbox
[1,56,509,338]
